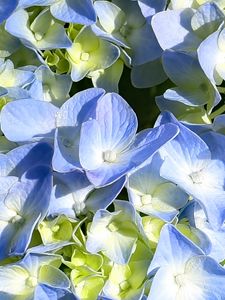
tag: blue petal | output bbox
[20,165,52,217]
[201,131,225,160]
[131,59,167,88]
[128,23,162,65]
[50,0,96,25]
[1,99,59,142]
[197,24,222,84]
[7,143,53,177]
[158,112,225,229]
[53,88,105,172]
[151,8,200,51]
[34,284,78,300]
[17,0,55,9]
[137,0,167,23]
[79,119,103,171]
[49,170,92,218]
[162,50,221,107]
[6,166,52,256]
[86,176,126,212]
[0,0,18,23]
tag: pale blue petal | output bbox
[151,8,200,51]
[0,25,20,58]
[36,23,72,50]
[1,99,59,142]
[197,25,222,84]
[94,1,126,33]
[28,242,74,255]
[5,10,36,49]
[163,87,208,107]
[50,0,96,25]
[79,119,103,171]
[28,65,72,106]
[52,88,105,172]
[6,143,53,177]
[162,50,220,108]
[95,93,138,151]
[17,0,55,9]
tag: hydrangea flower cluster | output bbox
[1,0,225,299]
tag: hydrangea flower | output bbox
[0,58,34,90]
[182,201,225,262]
[198,23,225,85]
[66,26,120,83]
[78,92,179,186]
[5,8,72,52]
[27,65,72,106]
[0,252,77,299]
[127,152,188,222]
[148,224,225,300]
[157,112,225,229]
[102,240,152,300]
[49,170,126,218]
[86,200,144,265]
[162,50,221,111]
[93,0,162,66]
[0,165,52,259]
[0,1,225,299]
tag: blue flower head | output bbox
[148,224,225,300]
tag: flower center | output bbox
[141,194,152,205]
[119,280,130,291]
[189,171,204,184]
[103,150,117,163]
[9,214,24,225]
[80,52,90,61]
[174,273,187,287]
[34,32,44,41]
[26,276,38,288]
[107,221,119,232]
[52,225,60,233]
